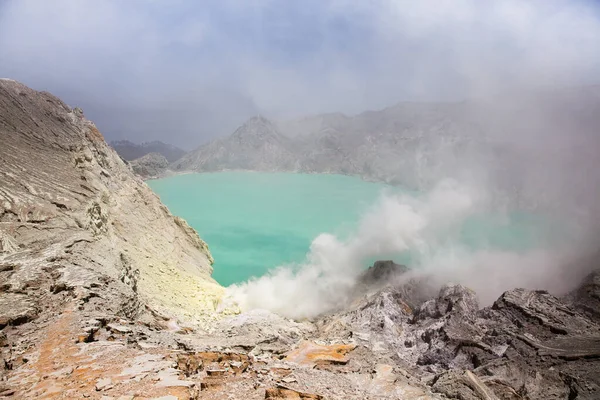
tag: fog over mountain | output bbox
[110,140,187,162]
[176,86,600,215]
[1,0,600,147]
[177,86,600,320]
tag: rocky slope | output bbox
[111,140,187,162]
[316,262,600,399]
[0,79,225,396]
[0,79,222,325]
[1,80,599,399]
[129,152,170,179]
[172,116,299,173]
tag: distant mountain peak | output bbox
[242,115,275,128]
[110,140,187,162]
[232,115,282,141]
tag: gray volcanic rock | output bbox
[431,370,501,400]
[569,269,600,319]
[359,260,409,286]
[129,152,169,178]
[0,79,221,327]
[0,79,228,396]
[316,269,600,400]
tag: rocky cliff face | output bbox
[129,152,170,179]
[0,79,231,397]
[172,116,299,173]
[0,79,221,326]
[1,80,599,399]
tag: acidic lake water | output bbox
[148,172,548,286]
[149,172,392,285]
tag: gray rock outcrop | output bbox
[316,269,600,399]
[129,152,170,179]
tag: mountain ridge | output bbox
[174,87,600,215]
[111,139,187,162]
[173,115,299,173]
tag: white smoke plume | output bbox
[225,175,593,319]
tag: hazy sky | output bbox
[1,0,599,148]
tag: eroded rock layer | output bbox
[0,79,222,325]
[0,79,229,396]
[315,270,600,399]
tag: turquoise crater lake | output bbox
[148,172,393,286]
[148,172,551,287]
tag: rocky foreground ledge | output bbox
[0,81,599,399]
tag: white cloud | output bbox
[0,0,598,145]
